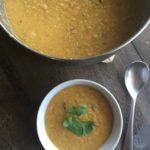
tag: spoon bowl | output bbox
[125,61,149,99]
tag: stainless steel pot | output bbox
[0,0,150,63]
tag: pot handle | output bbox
[102,55,116,63]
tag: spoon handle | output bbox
[123,99,136,150]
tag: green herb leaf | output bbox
[63,104,95,136]
[63,116,94,136]
[68,104,88,116]
[82,121,94,135]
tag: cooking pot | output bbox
[0,0,150,63]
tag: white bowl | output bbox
[37,79,123,150]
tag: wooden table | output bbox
[0,24,150,150]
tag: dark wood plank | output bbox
[0,66,43,150]
[0,28,44,149]
[132,25,150,65]
[0,25,150,150]
[131,24,150,150]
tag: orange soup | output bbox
[4,0,141,58]
[45,85,113,150]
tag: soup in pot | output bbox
[4,0,141,58]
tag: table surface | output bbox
[0,23,150,150]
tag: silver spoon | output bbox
[123,61,149,150]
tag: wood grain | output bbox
[0,67,43,150]
[133,25,150,65]
[0,24,150,150]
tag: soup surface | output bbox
[4,0,141,58]
[45,85,113,150]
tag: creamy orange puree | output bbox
[4,0,140,58]
[45,85,113,150]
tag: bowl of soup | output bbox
[37,79,123,150]
[0,0,150,62]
